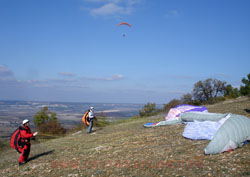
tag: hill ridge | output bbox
[0,97,249,176]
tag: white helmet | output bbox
[90,107,94,110]
[22,119,29,125]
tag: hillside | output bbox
[0,97,249,177]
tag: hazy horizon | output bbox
[1,0,249,104]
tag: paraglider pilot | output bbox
[87,107,96,134]
[19,119,38,165]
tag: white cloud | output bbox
[82,0,141,17]
[0,66,130,102]
[105,74,125,80]
[58,72,75,77]
[90,3,124,16]
[0,66,124,92]
[0,65,13,77]
[82,74,125,81]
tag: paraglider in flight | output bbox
[117,22,132,27]
[118,22,132,37]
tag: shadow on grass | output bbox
[244,109,250,114]
[28,150,55,162]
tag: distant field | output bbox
[0,100,145,139]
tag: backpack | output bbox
[82,110,90,126]
[10,126,27,153]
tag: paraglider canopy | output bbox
[118,22,132,37]
[117,22,132,27]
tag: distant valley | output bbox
[0,100,145,140]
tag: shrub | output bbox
[38,119,66,135]
[34,107,50,127]
[95,117,110,127]
[224,84,240,99]
[163,99,181,112]
[139,102,158,117]
[95,112,110,127]
[191,100,202,106]
[240,73,250,96]
[180,93,193,104]
[34,107,66,135]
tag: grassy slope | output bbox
[0,97,250,177]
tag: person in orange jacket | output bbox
[19,119,38,165]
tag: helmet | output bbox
[90,107,94,110]
[22,119,29,125]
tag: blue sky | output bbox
[0,0,249,104]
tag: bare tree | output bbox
[193,78,226,102]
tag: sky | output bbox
[0,0,249,104]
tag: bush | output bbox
[34,107,66,135]
[139,102,158,117]
[95,112,110,127]
[38,119,66,135]
[224,84,240,99]
[180,94,193,104]
[190,100,202,106]
[95,117,110,127]
[240,73,250,96]
[163,99,181,112]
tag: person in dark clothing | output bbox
[18,119,38,165]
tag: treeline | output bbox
[139,73,250,117]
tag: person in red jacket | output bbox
[19,119,38,165]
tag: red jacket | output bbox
[20,125,34,144]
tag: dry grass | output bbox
[0,97,250,177]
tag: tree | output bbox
[193,78,226,103]
[224,84,240,98]
[34,107,66,135]
[213,79,226,98]
[139,102,157,117]
[180,93,193,104]
[240,73,250,96]
[163,99,181,112]
[34,107,50,127]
